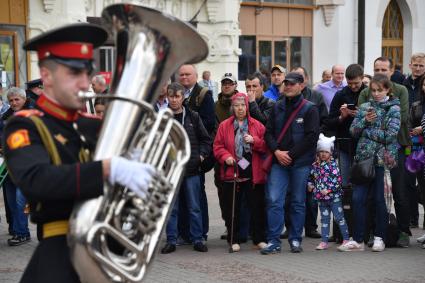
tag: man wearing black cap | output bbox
[26,78,43,101]
[262,72,319,255]
[3,23,155,283]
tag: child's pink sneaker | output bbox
[315,242,328,250]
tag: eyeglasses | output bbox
[224,73,232,77]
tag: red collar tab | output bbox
[37,94,78,121]
[37,42,93,60]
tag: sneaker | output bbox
[315,242,329,250]
[231,243,240,252]
[253,242,267,250]
[397,232,410,248]
[371,236,385,252]
[416,233,425,243]
[193,242,208,252]
[7,235,31,246]
[260,242,281,255]
[337,240,364,252]
[337,240,350,250]
[161,243,176,254]
[290,241,303,253]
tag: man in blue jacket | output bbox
[264,65,286,101]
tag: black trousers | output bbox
[416,170,425,227]
[21,236,80,283]
[390,149,412,235]
[406,169,419,225]
[221,181,265,245]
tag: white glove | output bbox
[109,156,156,199]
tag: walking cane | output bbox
[228,162,237,253]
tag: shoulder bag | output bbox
[262,99,308,173]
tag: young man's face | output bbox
[41,63,91,110]
[409,57,425,79]
[346,76,363,93]
[271,70,284,86]
[167,90,184,112]
[374,60,392,79]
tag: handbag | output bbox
[350,113,388,185]
[350,155,375,185]
[262,99,308,173]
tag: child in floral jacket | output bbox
[308,134,349,250]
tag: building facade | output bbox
[0,0,424,89]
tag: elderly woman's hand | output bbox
[225,157,235,166]
[243,134,254,144]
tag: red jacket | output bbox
[213,94,268,184]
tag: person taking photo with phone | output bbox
[325,64,367,186]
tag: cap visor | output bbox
[52,58,94,71]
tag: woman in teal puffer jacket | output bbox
[338,74,400,253]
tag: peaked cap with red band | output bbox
[23,23,108,70]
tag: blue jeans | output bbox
[4,176,30,237]
[166,175,203,245]
[265,163,310,245]
[319,198,349,242]
[352,167,388,242]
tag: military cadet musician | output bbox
[3,23,155,283]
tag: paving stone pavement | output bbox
[1,171,424,282]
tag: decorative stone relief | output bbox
[155,0,166,11]
[84,0,93,12]
[206,0,220,23]
[200,22,241,63]
[315,0,345,26]
[43,0,56,13]
[171,0,182,18]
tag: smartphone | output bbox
[347,104,356,110]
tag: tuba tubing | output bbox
[68,4,208,283]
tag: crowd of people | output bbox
[156,54,425,255]
[2,52,425,256]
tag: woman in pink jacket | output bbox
[213,92,268,252]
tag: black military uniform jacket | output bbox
[3,94,104,226]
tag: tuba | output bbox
[67,3,208,283]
